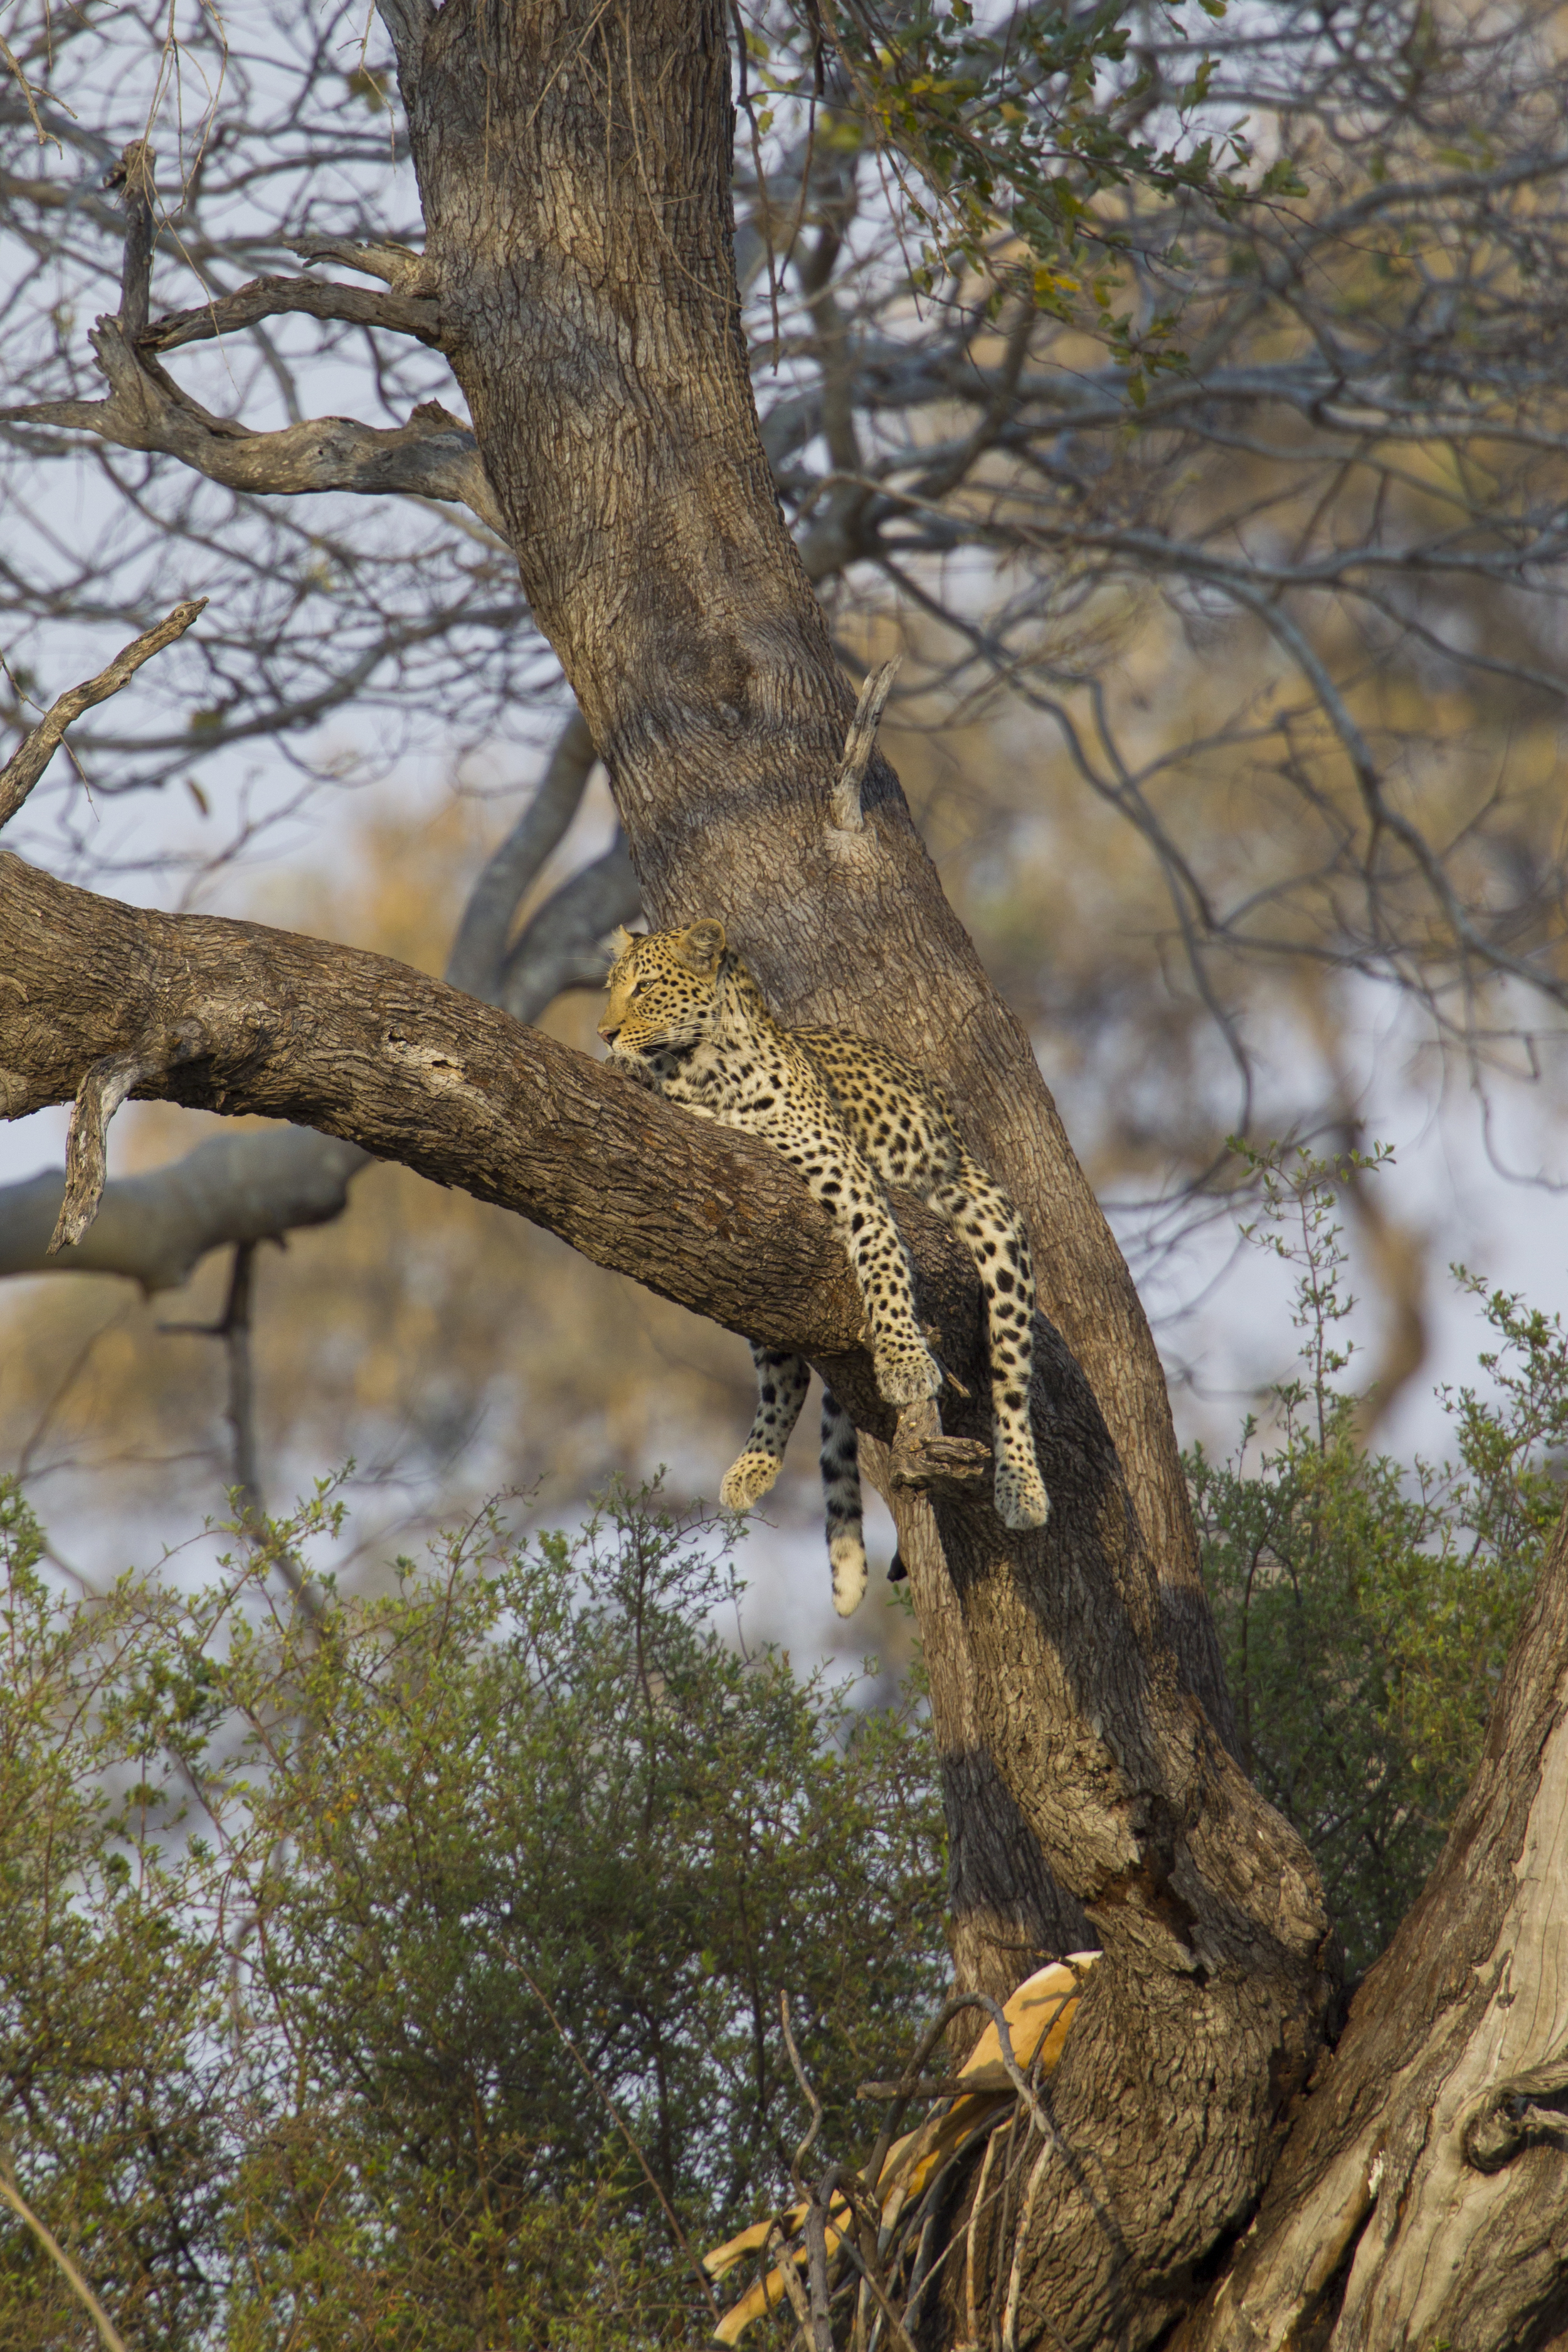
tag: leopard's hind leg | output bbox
[933,1157,1049,1531]
[720,1345,810,1510]
[820,1389,867,1616]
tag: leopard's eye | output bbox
[629,980,645,999]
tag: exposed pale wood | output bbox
[1175,1495,1568,2352]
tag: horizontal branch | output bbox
[0,1128,369,1293]
[0,851,984,1409]
[140,272,442,354]
[2,319,504,532]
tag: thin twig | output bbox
[0,2154,130,2352]
[0,599,207,827]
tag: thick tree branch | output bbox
[2,321,502,531]
[0,849,903,1384]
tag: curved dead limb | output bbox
[443,707,599,1000]
[0,598,206,828]
[139,272,443,354]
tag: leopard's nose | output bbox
[598,1018,620,1042]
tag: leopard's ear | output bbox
[675,918,726,973]
[610,926,637,958]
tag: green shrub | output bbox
[0,1485,946,2349]
[1192,1147,1564,1976]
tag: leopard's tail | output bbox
[820,1390,868,1616]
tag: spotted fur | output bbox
[599,919,1049,1614]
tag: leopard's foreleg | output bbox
[935,1158,1049,1531]
[719,1344,811,1510]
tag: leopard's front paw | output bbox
[720,1449,783,1512]
[873,1348,943,1408]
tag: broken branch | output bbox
[50,1050,167,1253]
[107,137,155,337]
[829,657,901,831]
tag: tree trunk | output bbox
[398,0,1227,1745]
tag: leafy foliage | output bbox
[1192,1147,1564,1976]
[751,0,1290,374]
[0,1487,946,2349]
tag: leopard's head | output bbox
[598,920,728,1062]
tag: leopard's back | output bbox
[792,1024,963,1191]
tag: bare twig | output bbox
[0,598,206,827]
[780,1992,836,2352]
[0,2153,129,2352]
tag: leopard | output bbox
[598,919,1049,1615]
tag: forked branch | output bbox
[1,322,504,531]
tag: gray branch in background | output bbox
[447,702,644,1021]
[501,835,643,1025]
[443,706,598,999]
[0,1128,369,1291]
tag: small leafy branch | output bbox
[748,0,1308,387]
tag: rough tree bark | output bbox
[3,3,1565,2346]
